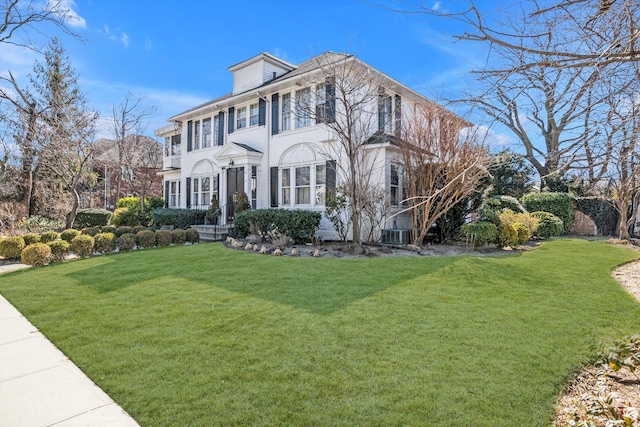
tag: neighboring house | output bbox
[156,51,466,240]
[90,135,163,210]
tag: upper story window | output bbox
[316,77,335,124]
[194,120,201,150]
[249,103,259,126]
[282,93,291,131]
[202,118,212,148]
[378,88,393,134]
[170,134,181,156]
[164,137,170,156]
[236,106,247,129]
[295,88,311,128]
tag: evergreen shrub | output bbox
[70,235,94,258]
[155,230,172,247]
[530,212,564,238]
[0,236,26,259]
[460,222,498,247]
[74,208,112,228]
[117,233,136,252]
[171,228,186,245]
[23,233,41,245]
[94,232,116,254]
[60,229,81,243]
[521,192,574,232]
[234,209,322,244]
[48,240,70,262]
[21,243,51,266]
[40,231,59,243]
[185,228,200,243]
[136,230,156,248]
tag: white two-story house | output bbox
[156,51,461,241]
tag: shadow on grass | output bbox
[68,244,462,314]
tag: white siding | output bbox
[233,61,264,95]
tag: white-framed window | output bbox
[202,118,212,148]
[379,91,393,133]
[170,180,180,207]
[249,103,259,127]
[315,164,326,205]
[295,88,311,128]
[193,176,218,209]
[194,120,201,150]
[295,166,311,204]
[280,163,327,207]
[282,168,291,205]
[282,93,291,131]
[213,115,221,146]
[236,106,247,129]
[164,136,170,156]
[390,164,400,206]
[170,134,181,156]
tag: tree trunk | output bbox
[618,199,630,240]
[66,187,80,229]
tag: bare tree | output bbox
[111,92,157,206]
[300,53,392,243]
[0,0,82,51]
[396,104,490,246]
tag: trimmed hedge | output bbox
[23,233,41,245]
[21,243,51,266]
[0,236,26,259]
[233,209,322,244]
[40,231,59,243]
[155,230,172,247]
[116,226,134,237]
[460,222,498,247]
[74,208,112,228]
[60,229,81,243]
[70,234,94,258]
[521,192,574,232]
[117,233,136,252]
[171,228,186,245]
[152,208,207,229]
[575,197,619,236]
[185,228,200,244]
[136,230,156,249]
[48,240,70,262]
[81,226,101,236]
[530,211,564,238]
[94,232,116,254]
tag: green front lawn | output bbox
[1,239,639,426]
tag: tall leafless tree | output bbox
[396,104,490,246]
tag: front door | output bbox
[226,167,244,221]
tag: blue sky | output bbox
[1,0,513,146]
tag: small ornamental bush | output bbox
[0,236,26,259]
[155,230,172,247]
[116,226,133,237]
[488,195,527,213]
[171,228,186,245]
[512,223,531,246]
[48,240,70,262]
[498,209,539,235]
[133,226,148,235]
[94,232,116,254]
[112,207,138,227]
[23,233,41,245]
[497,223,519,247]
[19,216,64,233]
[185,228,200,243]
[521,192,574,232]
[530,211,564,238]
[460,222,498,247]
[81,226,101,236]
[60,229,81,243]
[40,231,59,243]
[101,225,117,235]
[136,230,156,249]
[70,234,94,258]
[117,233,136,252]
[21,243,51,267]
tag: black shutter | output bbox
[186,177,191,209]
[187,120,193,152]
[164,181,170,208]
[258,98,266,126]
[228,107,234,134]
[326,76,335,123]
[271,93,279,135]
[394,94,402,137]
[326,160,336,198]
[217,112,225,145]
[178,181,181,207]
[378,87,385,131]
[270,167,278,207]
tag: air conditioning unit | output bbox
[381,229,410,245]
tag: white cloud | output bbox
[144,37,153,51]
[462,125,513,148]
[120,32,129,48]
[98,24,129,48]
[49,0,86,29]
[431,2,443,12]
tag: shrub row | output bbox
[152,208,208,229]
[234,209,322,244]
[521,192,574,232]
[575,197,619,236]
[73,208,113,228]
[3,228,199,266]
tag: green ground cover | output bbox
[1,239,639,426]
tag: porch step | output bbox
[190,224,233,242]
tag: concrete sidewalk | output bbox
[0,290,140,427]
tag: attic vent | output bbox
[381,229,410,245]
